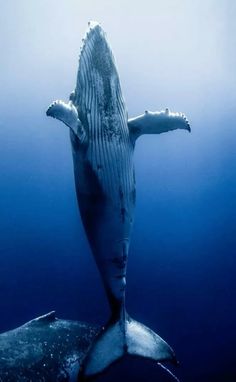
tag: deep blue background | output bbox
[0,1,235,381]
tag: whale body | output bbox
[47,21,190,379]
[0,312,99,381]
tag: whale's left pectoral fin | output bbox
[46,100,86,142]
[128,108,191,141]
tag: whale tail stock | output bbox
[78,311,177,380]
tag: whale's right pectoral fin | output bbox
[46,100,86,142]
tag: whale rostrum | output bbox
[47,21,190,379]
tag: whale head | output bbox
[73,21,126,134]
[79,21,116,79]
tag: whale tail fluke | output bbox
[78,314,177,380]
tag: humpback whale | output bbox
[46,21,190,379]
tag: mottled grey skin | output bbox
[46,21,190,378]
[0,312,99,382]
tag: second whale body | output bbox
[47,21,190,379]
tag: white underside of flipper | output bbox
[128,109,191,140]
[46,100,86,142]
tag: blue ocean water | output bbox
[0,1,235,381]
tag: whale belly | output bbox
[71,128,135,307]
